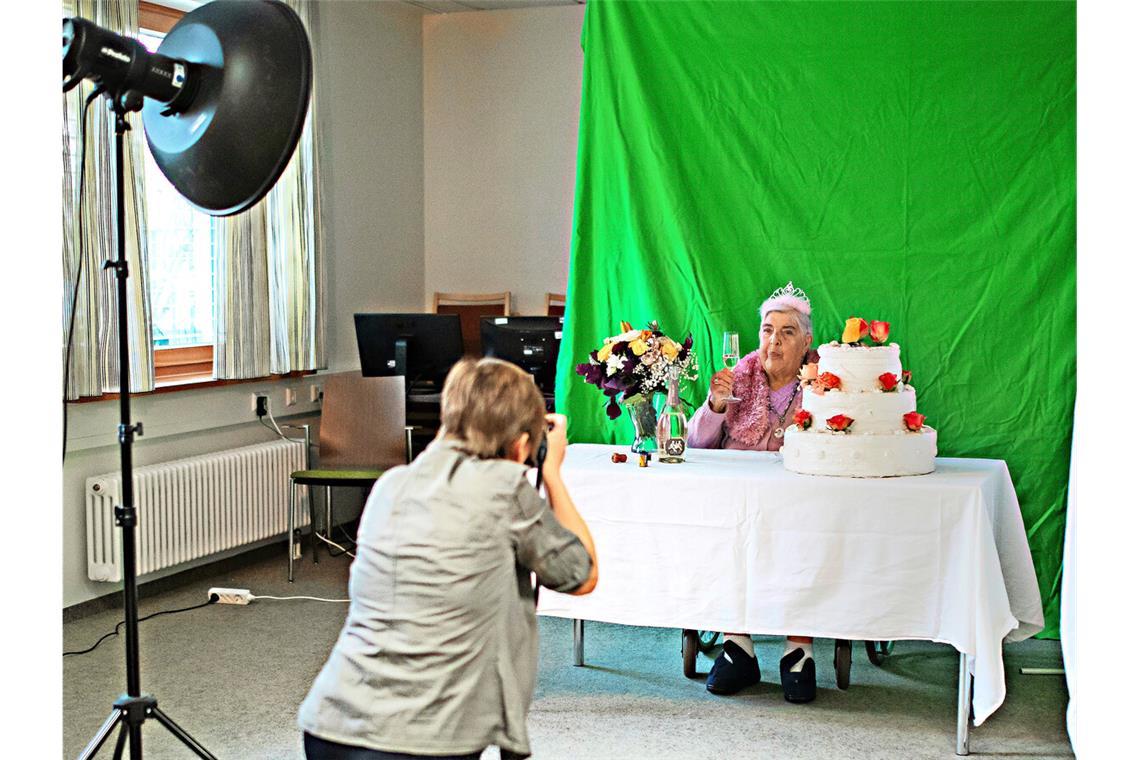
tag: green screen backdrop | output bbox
[555,1,1075,637]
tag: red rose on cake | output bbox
[869,321,890,344]
[793,409,812,430]
[812,372,841,395]
[901,369,912,385]
[826,414,853,432]
[903,412,925,432]
[878,372,899,392]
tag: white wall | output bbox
[423,5,585,316]
[322,0,426,370]
[62,0,426,608]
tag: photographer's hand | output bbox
[539,413,597,595]
[541,413,568,477]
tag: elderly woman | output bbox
[687,281,820,703]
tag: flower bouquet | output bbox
[575,321,698,450]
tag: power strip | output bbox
[208,587,253,605]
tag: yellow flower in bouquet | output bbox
[596,342,614,362]
[629,339,649,356]
[660,338,680,361]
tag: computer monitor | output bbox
[480,316,564,396]
[354,313,464,390]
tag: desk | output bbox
[537,444,1044,754]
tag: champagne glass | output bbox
[721,331,741,403]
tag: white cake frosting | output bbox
[816,342,902,392]
[781,341,937,478]
[782,426,937,477]
[801,386,917,434]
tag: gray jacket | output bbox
[298,437,592,757]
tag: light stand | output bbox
[77,103,217,760]
[63,2,313,757]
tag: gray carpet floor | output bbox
[63,549,1073,760]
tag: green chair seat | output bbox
[290,468,384,487]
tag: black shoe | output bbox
[780,648,817,703]
[705,640,760,695]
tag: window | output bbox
[139,5,217,383]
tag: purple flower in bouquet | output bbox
[575,353,605,387]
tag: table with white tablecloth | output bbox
[536,444,1044,753]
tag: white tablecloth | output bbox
[537,444,1044,725]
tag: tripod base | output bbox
[79,694,217,760]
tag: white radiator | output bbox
[86,439,307,582]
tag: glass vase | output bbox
[623,393,660,454]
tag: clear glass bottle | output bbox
[656,366,688,463]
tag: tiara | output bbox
[760,281,812,317]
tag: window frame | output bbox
[139,1,180,34]
[140,1,215,386]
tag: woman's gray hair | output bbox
[760,307,813,338]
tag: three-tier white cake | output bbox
[781,341,937,477]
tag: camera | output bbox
[533,419,555,489]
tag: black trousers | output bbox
[303,733,486,760]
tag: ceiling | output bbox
[403,0,584,13]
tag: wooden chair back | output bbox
[432,291,511,356]
[545,292,566,317]
[318,373,407,469]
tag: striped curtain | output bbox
[62,0,155,398]
[214,204,272,379]
[214,0,327,379]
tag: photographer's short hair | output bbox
[439,358,546,460]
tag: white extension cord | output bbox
[313,530,355,558]
[208,587,349,604]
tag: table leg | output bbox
[573,619,584,666]
[956,652,972,755]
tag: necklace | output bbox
[768,384,800,439]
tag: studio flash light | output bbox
[63,0,312,217]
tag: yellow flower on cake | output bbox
[841,317,869,344]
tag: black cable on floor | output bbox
[63,595,219,658]
[336,523,358,548]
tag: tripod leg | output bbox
[151,706,219,760]
[129,723,142,760]
[77,710,122,760]
[111,723,127,760]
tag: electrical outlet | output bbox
[252,394,269,417]
[284,387,297,407]
[208,587,253,605]
[309,384,322,403]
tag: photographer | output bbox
[298,358,598,760]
